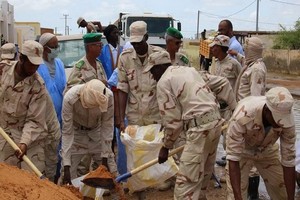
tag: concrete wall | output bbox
[263,49,300,75]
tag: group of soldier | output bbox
[0,16,297,200]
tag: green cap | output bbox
[83,33,102,44]
[166,27,183,39]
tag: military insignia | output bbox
[180,55,189,64]
[75,60,85,69]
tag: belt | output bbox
[183,111,221,131]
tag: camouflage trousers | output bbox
[174,125,222,200]
[44,139,60,182]
[225,143,287,200]
[0,141,45,173]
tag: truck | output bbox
[117,13,181,48]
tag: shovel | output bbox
[115,124,228,183]
[0,127,45,179]
[116,145,184,183]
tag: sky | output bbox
[6,0,300,38]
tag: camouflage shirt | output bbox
[117,44,164,125]
[157,66,223,148]
[66,56,107,90]
[226,96,295,167]
[61,84,114,166]
[215,54,241,92]
[0,62,48,149]
[172,52,191,67]
[235,58,267,102]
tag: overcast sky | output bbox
[7,0,300,38]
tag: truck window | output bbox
[126,17,173,37]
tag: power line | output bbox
[269,0,300,6]
[226,0,256,18]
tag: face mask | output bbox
[47,46,59,60]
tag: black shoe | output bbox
[221,156,226,160]
[216,160,226,167]
[248,176,260,200]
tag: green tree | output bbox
[273,18,300,49]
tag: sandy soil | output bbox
[0,163,82,200]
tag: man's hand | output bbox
[119,121,126,133]
[63,166,72,185]
[158,146,169,164]
[15,143,27,160]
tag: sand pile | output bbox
[0,163,82,200]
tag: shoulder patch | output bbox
[180,55,189,64]
[75,60,85,70]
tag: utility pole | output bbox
[196,10,200,39]
[256,0,259,33]
[63,14,69,35]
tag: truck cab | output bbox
[118,13,181,48]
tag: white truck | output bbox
[117,13,181,48]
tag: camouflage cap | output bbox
[1,43,16,60]
[83,33,102,44]
[209,35,230,47]
[20,40,43,65]
[266,87,294,128]
[144,51,171,73]
[130,21,147,43]
[166,27,183,39]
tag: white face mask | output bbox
[46,46,59,60]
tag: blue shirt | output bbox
[229,36,244,58]
[38,58,66,126]
[98,44,123,80]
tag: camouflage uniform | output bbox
[225,96,295,200]
[61,84,116,179]
[0,63,48,172]
[44,93,61,181]
[235,58,266,102]
[66,56,107,90]
[156,65,224,199]
[117,44,164,125]
[172,52,190,67]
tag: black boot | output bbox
[248,176,260,200]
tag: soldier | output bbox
[226,87,296,200]
[67,33,107,90]
[165,27,190,66]
[77,17,102,33]
[0,40,48,172]
[118,21,164,131]
[209,34,241,167]
[61,79,117,184]
[145,50,224,200]
[0,43,18,75]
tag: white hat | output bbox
[266,87,294,128]
[1,43,16,60]
[20,40,43,65]
[129,21,147,43]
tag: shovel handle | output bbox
[116,145,184,183]
[0,127,45,179]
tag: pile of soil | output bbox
[0,163,82,200]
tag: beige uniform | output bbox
[235,58,266,102]
[117,44,164,125]
[215,54,241,92]
[61,84,116,179]
[172,52,190,67]
[67,56,107,90]
[0,63,48,172]
[225,96,295,200]
[157,66,224,199]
